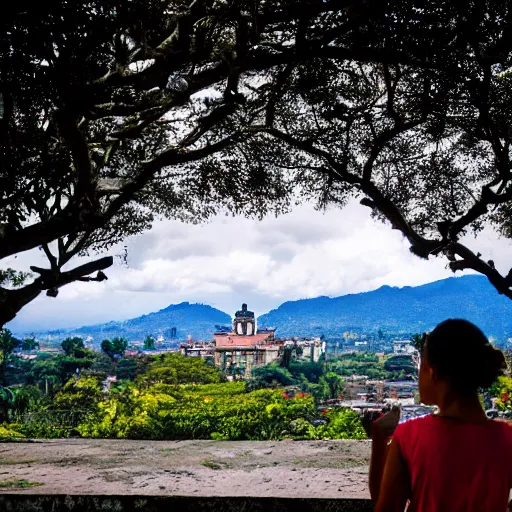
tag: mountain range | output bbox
[10,275,512,344]
[258,275,512,340]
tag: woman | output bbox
[370,319,512,512]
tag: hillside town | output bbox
[8,302,511,427]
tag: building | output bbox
[393,340,416,355]
[179,342,215,361]
[178,304,325,378]
[213,304,280,379]
[282,338,325,363]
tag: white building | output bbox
[393,340,416,355]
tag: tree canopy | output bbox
[101,337,128,361]
[20,337,39,351]
[0,0,301,326]
[140,352,222,385]
[61,337,88,358]
[4,0,512,328]
[143,335,156,350]
[221,0,512,300]
[0,329,20,384]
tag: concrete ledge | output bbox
[0,439,370,499]
[0,495,374,512]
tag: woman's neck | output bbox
[435,393,487,423]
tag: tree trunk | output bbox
[0,283,42,328]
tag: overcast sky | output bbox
[5,199,512,332]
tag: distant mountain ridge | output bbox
[11,275,512,344]
[16,302,231,344]
[257,275,512,340]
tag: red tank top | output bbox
[393,415,512,512]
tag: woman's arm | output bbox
[374,439,410,512]
[369,428,391,502]
[369,407,401,502]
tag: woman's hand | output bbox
[361,410,382,438]
[369,405,403,504]
[373,405,401,440]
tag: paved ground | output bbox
[0,439,370,498]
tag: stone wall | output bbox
[0,495,374,512]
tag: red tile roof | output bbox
[214,333,273,348]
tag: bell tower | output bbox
[233,303,256,336]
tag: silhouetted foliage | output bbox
[0,329,20,384]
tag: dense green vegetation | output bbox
[489,376,512,411]
[71,380,364,441]
[328,352,414,381]
[1,332,509,441]
[248,352,418,405]
[0,335,368,441]
[251,352,402,388]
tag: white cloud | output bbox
[5,199,512,332]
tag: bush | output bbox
[14,421,71,439]
[250,364,297,387]
[289,418,316,439]
[138,353,222,386]
[74,383,367,441]
[490,376,512,411]
[76,384,320,441]
[0,424,24,440]
[288,361,324,383]
[53,376,103,410]
[315,408,367,439]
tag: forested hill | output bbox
[20,302,231,344]
[257,275,512,340]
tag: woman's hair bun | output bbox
[426,319,507,393]
[478,344,507,389]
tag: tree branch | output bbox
[359,182,440,258]
[0,256,113,327]
[56,112,96,204]
[448,242,512,299]
[95,0,209,90]
[251,125,440,258]
[30,255,113,294]
[0,282,42,328]
[104,132,246,222]
[363,66,425,183]
[0,207,80,260]
[265,64,294,127]
[248,125,358,184]
[383,63,402,126]
[449,178,512,241]
[41,243,58,274]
